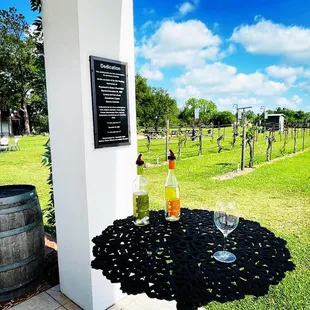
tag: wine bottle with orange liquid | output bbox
[165,150,180,221]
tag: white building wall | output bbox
[279,116,284,132]
[0,121,11,135]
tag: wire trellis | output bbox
[138,124,310,174]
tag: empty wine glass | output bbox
[213,201,239,263]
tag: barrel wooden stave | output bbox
[0,185,45,301]
[0,226,44,267]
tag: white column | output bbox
[42,1,136,309]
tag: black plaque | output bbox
[90,56,131,148]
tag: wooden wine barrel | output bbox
[0,185,45,301]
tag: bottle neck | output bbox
[168,159,176,170]
[167,169,176,176]
[137,165,144,175]
[166,166,178,186]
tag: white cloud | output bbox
[266,65,304,78]
[292,95,302,104]
[216,97,235,107]
[304,69,310,78]
[136,20,222,68]
[276,97,296,109]
[213,22,220,31]
[152,20,221,50]
[230,19,310,63]
[266,65,310,86]
[217,97,263,110]
[239,97,263,106]
[218,44,236,59]
[178,2,195,16]
[143,8,156,14]
[284,76,297,86]
[254,15,263,22]
[298,81,310,92]
[276,95,303,109]
[174,62,237,86]
[177,0,200,17]
[174,62,288,99]
[141,21,153,31]
[174,85,201,100]
[139,64,164,81]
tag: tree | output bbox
[244,110,255,123]
[211,111,235,125]
[135,74,152,128]
[179,98,218,125]
[0,7,38,134]
[135,74,179,129]
[29,3,48,133]
[151,87,179,130]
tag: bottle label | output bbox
[133,194,149,219]
[167,199,180,217]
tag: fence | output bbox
[138,123,310,173]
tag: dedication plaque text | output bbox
[90,56,130,148]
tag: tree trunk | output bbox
[23,102,30,135]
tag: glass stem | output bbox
[223,235,227,252]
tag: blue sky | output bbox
[2,0,310,112]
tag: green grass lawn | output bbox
[0,136,49,208]
[0,135,309,309]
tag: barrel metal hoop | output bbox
[0,220,43,239]
[0,190,37,206]
[0,199,38,215]
[0,276,39,294]
[0,248,45,273]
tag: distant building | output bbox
[266,114,285,132]
[0,110,22,136]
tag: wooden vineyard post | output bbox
[177,128,182,159]
[217,135,224,153]
[252,127,256,164]
[146,135,151,152]
[280,127,288,156]
[266,130,275,162]
[177,137,182,159]
[294,125,297,153]
[237,106,252,170]
[166,120,169,160]
[241,120,246,170]
[246,126,254,168]
[218,123,220,138]
[231,127,237,150]
[270,128,275,160]
[302,127,305,151]
[198,125,203,156]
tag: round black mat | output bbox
[92,208,295,310]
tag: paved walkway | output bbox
[11,284,204,310]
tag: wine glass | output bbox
[213,201,239,263]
